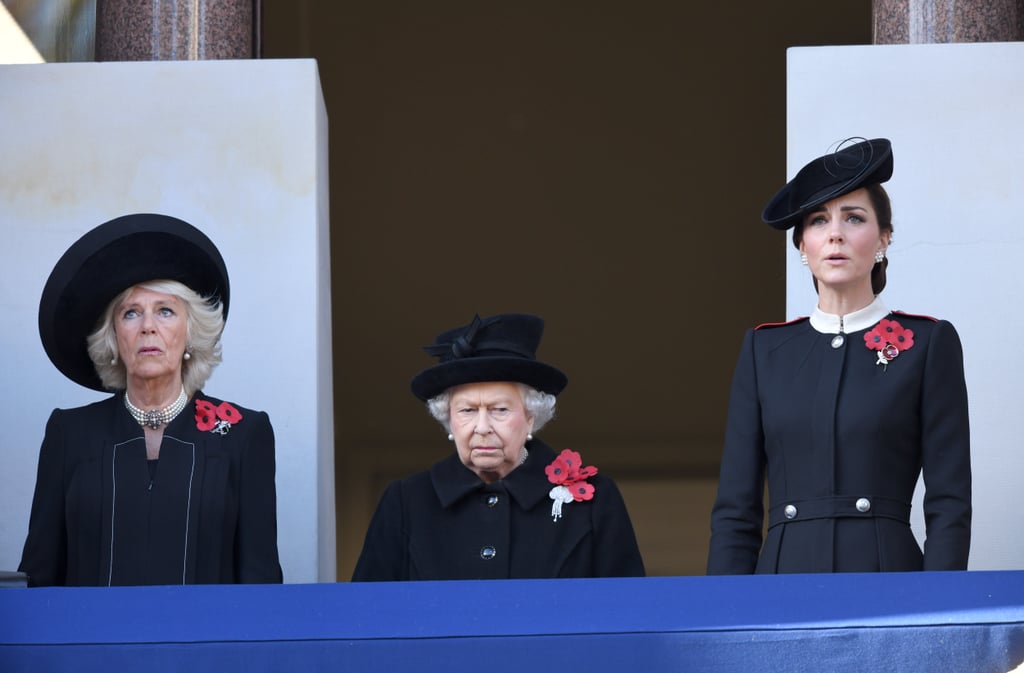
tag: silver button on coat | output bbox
[856,498,871,513]
[784,504,798,519]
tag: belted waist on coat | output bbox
[768,495,911,529]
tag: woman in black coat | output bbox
[19,213,282,586]
[352,313,645,581]
[707,138,971,574]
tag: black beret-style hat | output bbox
[410,313,568,402]
[38,213,230,392]
[762,137,893,230]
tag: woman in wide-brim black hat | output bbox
[707,138,972,575]
[19,213,282,586]
[352,313,645,581]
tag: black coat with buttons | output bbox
[351,440,645,581]
[707,313,972,574]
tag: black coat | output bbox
[352,440,645,580]
[19,392,283,586]
[707,310,971,574]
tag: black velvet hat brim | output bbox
[38,213,230,392]
[410,357,568,402]
[761,138,893,231]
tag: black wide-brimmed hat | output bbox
[762,137,893,230]
[38,213,230,392]
[410,313,568,401]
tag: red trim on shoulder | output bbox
[755,316,809,330]
[892,309,938,323]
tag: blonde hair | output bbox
[86,279,224,394]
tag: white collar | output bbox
[809,297,889,334]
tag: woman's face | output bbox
[448,381,534,483]
[799,188,889,296]
[115,286,189,388]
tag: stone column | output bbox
[873,0,1024,43]
[95,0,260,61]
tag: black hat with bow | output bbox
[762,137,893,231]
[410,313,568,401]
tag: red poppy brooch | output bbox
[195,399,244,434]
[545,449,598,521]
[864,318,915,370]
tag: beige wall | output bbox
[263,1,873,578]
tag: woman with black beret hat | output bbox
[707,138,971,574]
[19,213,283,586]
[352,313,645,580]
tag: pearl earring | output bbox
[183,351,191,361]
[875,250,885,264]
[110,356,117,365]
[800,253,808,266]
[526,433,533,441]
[447,433,454,441]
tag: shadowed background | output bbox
[261,1,872,577]
[1,0,874,577]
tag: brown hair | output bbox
[791,183,893,295]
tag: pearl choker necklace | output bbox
[124,386,188,429]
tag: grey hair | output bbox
[86,279,224,395]
[426,383,557,434]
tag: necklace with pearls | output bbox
[124,386,188,429]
